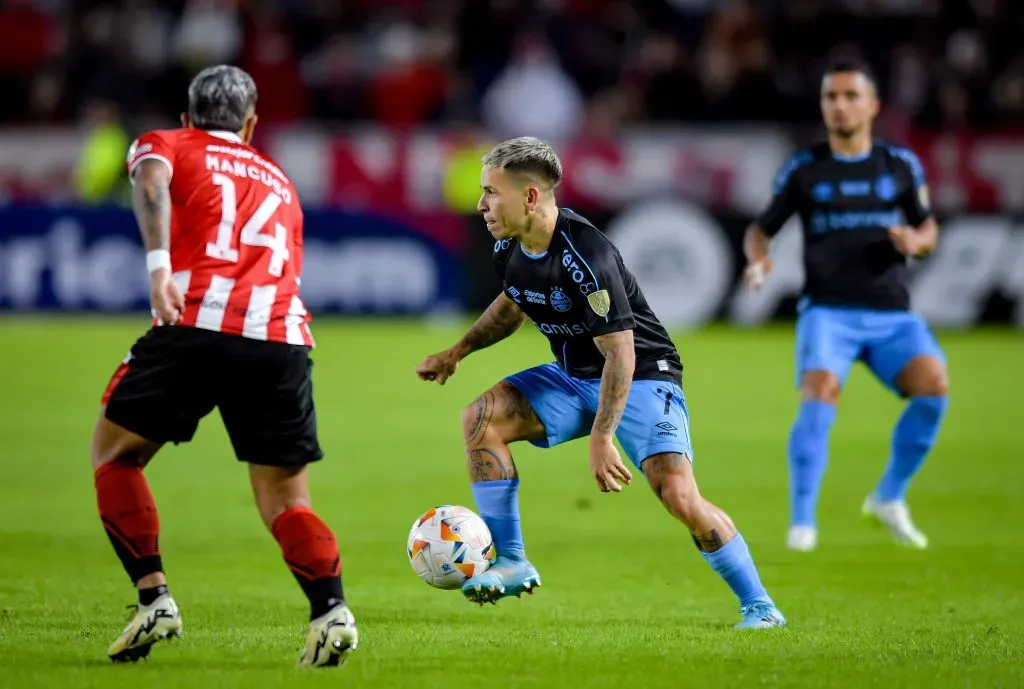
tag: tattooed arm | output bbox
[416,292,525,385]
[132,158,183,324]
[132,159,172,253]
[592,330,636,437]
[452,292,526,359]
[588,330,636,492]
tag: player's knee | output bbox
[915,373,949,398]
[645,455,704,525]
[461,387,524,446]
[801,371,841,404]
[91,416,156,470]
[249,464,311,530]
[259,496,312,530]
[461,398,496,446]
[91,448,145,471]
[90,439,117,470]
[899,357,949,397]
[659,476,705,525]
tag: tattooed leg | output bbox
[643,452,738,553]
[462,382,545,563]
[643,452,778,614]
[469,448,516,481]
[461,382,545,481]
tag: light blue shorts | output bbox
[795,304,945,395]
[504,362,692,471]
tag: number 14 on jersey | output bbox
[206,172,290,277]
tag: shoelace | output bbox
[738,602,775,619]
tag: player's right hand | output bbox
[150,269,184,325]
[589,435,633,493]
[416,349,460,385]
[742,258,774,291]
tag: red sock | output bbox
[272,506,344,619]
[95,460,163,583]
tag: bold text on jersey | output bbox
[560,249,597,295]
[205,149,293,205]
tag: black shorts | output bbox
[102,326,323,467]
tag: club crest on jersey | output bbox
[587,289,611,317]
[126,139,151,164]
[811,182,834,201]
[550,287,572,312]
[874,175,897,201]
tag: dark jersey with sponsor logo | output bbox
[494,208,682,383]
[757,141,933,311]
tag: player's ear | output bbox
[525,185,541,211]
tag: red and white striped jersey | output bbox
[126,128,314,347]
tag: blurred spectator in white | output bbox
[123,0,172,76]
[481,34,584,142]
[173,0,241,72]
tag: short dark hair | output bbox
[187,65,257,132]
[823,57,877,87]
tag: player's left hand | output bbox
[742,257,773,291]
[589,435,632,493]
[888,226,921,256]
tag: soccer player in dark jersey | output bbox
[743,59,949,552]
[416,137,786,629]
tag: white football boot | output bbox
[108,593,182,662]
[298,604,359,667]
[862,494,929,549]
[786,525,818,552]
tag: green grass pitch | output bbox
[0,316,1021,688]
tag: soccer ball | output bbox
[407,505,495,589]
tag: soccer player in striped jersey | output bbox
[93,65,357,666]
[743,59,949,552]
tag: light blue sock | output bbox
[787,400,837,526]
[875,396,948,501]
[470,479,525,560]
[702,534,771,607]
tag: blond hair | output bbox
[481,137,563,188]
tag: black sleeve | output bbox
[561,231,634,337]
[757,151,809,236]
[893,148,933,226]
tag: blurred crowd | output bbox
[1,0,1023,140]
